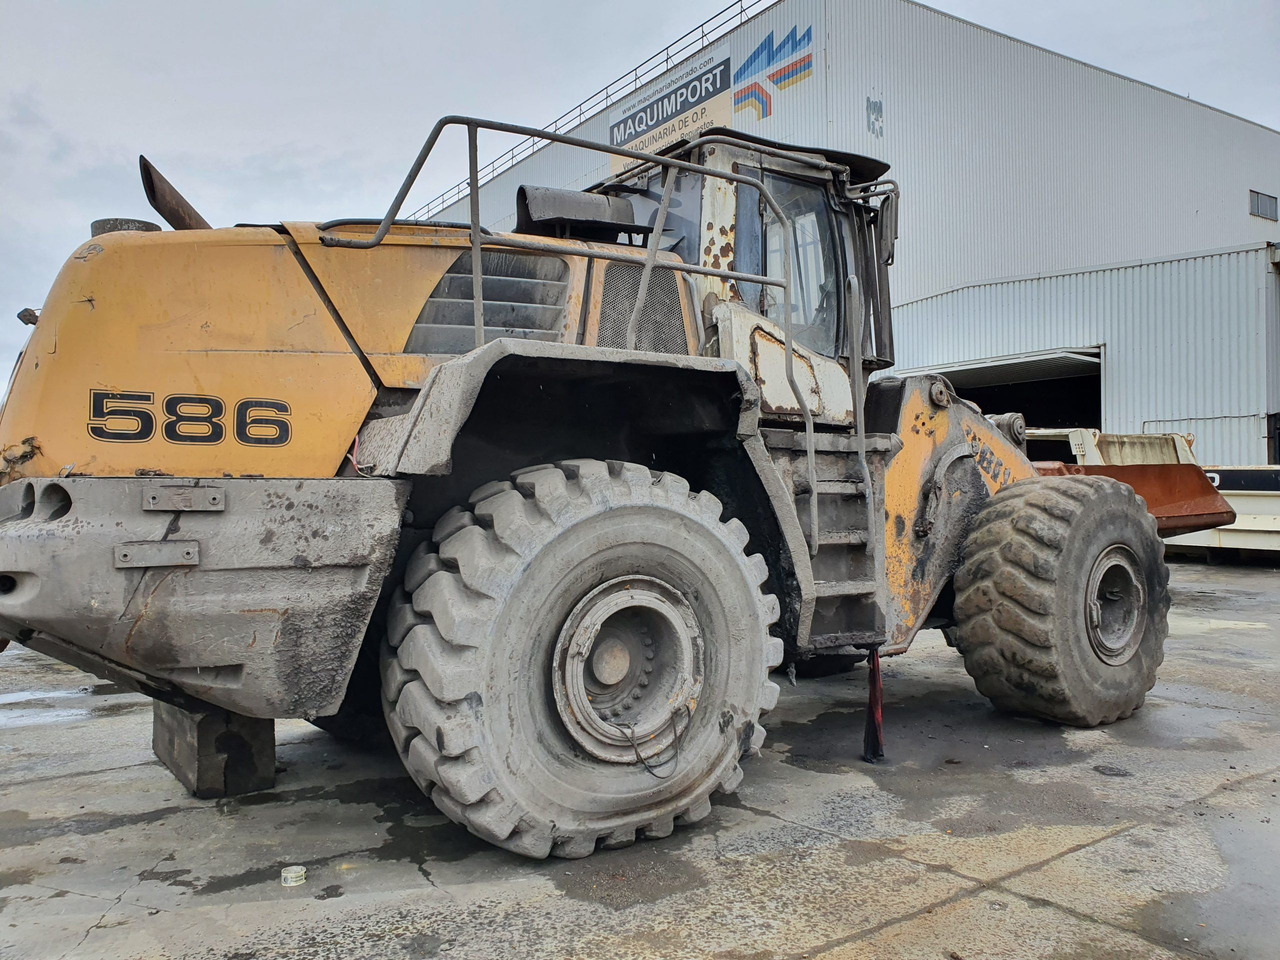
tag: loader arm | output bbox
[869,376,1038,655]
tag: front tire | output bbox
[381,460,781,858]
[951,475,1169,726]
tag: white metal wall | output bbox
[441,0,1280,307]
[439,0,833,232]
[892,246,1277,465]
[437,0,1280,464]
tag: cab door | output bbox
[708,168,853,426]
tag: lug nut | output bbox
[639,677,650,687]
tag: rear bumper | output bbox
[0,476,407,718]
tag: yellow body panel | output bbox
[288,223,599,386]
[0,228,375,480]
[287,222,463,356]
[367,354,438,390]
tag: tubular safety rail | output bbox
[321,115,843,552]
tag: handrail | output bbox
[320,114,826,553]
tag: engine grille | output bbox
[406,251,569,355]
[597,263,689,355]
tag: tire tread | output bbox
[952,475,1169,726]
[382,459,780,858]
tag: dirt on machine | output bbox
[0,116,1224,859]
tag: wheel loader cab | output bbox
[600,134,898,428]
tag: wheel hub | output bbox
[1085,544,1146,666]
[552,575,703,763]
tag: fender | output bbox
[356,339,815,649]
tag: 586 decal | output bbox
[87,391,291,447]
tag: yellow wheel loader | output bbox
[0,117,1175,858]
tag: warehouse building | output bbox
[429,0,1280,465]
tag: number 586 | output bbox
[87,390,291,447]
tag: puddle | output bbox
[0,707,88,729]
[0,690,81,706]
[0,686,148,728]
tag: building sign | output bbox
[733,26,814,120]
[608,56,733,171]
[603,14,822,174]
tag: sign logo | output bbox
[733,26,813,120]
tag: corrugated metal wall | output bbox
[442,0,1280,306]
[824,0,1280,305]
[436,0,1280,465]
[892,246,1276,465]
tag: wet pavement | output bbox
[1,559,1277,959]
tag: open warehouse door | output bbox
[888,346,1234,538]
[890,347,1102,462]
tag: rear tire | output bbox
[382,460,781,858]
[952,475,1168,726]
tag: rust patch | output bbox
[0,437,40,483]
[748,325,817,416]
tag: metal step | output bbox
[814,579,878,599]
[816,529,869,547]
[814,479,866,497]
[763,428,895,454]
[808,634,882,652]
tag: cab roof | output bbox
[697,126,891,183]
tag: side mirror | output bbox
[878,193,897,266]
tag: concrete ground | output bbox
[1,560,1278,960]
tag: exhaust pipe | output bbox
[139,156,211,231]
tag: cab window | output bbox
[627,168,703,264]
[735,172,841,357]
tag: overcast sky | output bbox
[1,0,1276,381]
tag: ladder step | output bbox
[814,579,878,598]
[816,529,869,547]
[809,633,882,651]
[762,428,894,454]
[814,479,866,497]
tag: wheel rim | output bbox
[1085,544,1147,666]
[552,575,703,763]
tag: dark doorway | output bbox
[953,373,1102,462]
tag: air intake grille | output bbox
[597,263,688,355]
[406,251,569,355]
